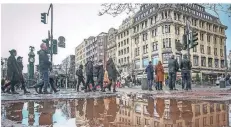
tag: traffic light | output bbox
[52,39,58,54]
[42,39,49,48]
[41,13,47,24]
[182,34,187,50]
[190,31,198,49]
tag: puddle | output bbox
[1,95,230,127]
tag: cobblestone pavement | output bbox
[1,85,231,102]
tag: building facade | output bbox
[130,4,227,77]
[116,16,134,74]
[61,55,76,80]
[75,40,86,68]
[107,28,118,64]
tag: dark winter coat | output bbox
[145,64,154,80]
[6,55,20,81]
[168,58,179,73]
[95,62,104,81]
[76,68,84,79]
[17,61,23,73]
[106,59,119,81]
[85,61,93,76]
[38,49,51,71]
[180,57,192,73]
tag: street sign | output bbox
[58,36,66,48]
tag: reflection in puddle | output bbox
[1,95,230,127]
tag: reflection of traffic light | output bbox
[41,13,47,24]
[182,34,187,50]
[190,30,198,49]
[52,39,58,54]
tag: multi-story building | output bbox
[107,28,118,64]
[75,40,86,68]
[116,16,134,74]
[1,58,7,78]
[61,55,75,80]
[130,4,227,78]
[84,32,108,66]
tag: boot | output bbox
[160,84,163,90]
[1,87,5,93]
[11,83,19,94]
[22,85,30,94]
[6,87,11,94]
[77,85,80,92]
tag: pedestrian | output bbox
[6,49,21,94]
[16,56,30,94]
[105,58,119,92]
[93,59,104,92]
[145,61,154,91]
[85,59,95,92]
[37,43,52,94]
[180,54,192,90]
[76,64,85,92]
[168,55,179,90]
[155,61,164,90]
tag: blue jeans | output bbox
[148,79,153,89]
[41,69,49,91]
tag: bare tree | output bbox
[98,3,231,19]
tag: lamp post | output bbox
[28,46,35,86]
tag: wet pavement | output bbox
[1,94,231,127]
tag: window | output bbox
[135,47,140,56]
[210,116,213,125]
[165,25,170,33]
[150,17,153,25]
[193,56,199,66]
[221,60,225,68]
[207,34,211,42]
[214,48,217,56]
[201,57,206,67]
[193,46,197,52]
[143,33,148,41]
[143,44,148,54]
[203,104,208,114]
[136,116,141,125]
[220,49,223,57]
[163,38,171,48]
[208,58,212,67]
[135,37,139,44]
[220,38,223,45]
[203,117,207,126]
[143,58,149,68]
[127,38,129,44]
[118,42,120,47]
[200,45,204,54]
[152,42,158,51]
[215,59,219,68]
[135,60,140,69]
[200,33,204,41]
[144,119,149,125]
[152,28,157,37]
[214,36,217,44]
[195,119,199,127]
[175,26,180,35]
[207,46,211,55]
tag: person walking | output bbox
[85,60,94,92]
[6,49,21,94]
[145,61,154,91]
[168,55,179,90]
[155,61,164,90]
[105,58,119,92]
[37,43,52,94]
[93,59,104,92]
[76,64,85,92]
[180,54,192,90]
[16,56,30,94]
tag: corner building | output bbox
[130,4,227,78]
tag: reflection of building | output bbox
[130,4,227,77]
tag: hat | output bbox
[17,56,23,60]
[9,49,16,53]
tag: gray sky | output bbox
[1,4,128,73]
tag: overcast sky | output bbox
[1,4,128,72]
[1,4,231,73]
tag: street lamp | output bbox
[28,46,35,86]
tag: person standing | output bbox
[85,60,94,92]
[93,59,104,92]
[6,49,20,94]
[106,58,119,92]
[145,61,154,91]
[16,56,30,94]
[155,61,164,90]
[38,43,51,94]
[180,54,192,90]
[168,55,179,90]
[76,64,85,92]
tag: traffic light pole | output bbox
[48,4,54,64]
